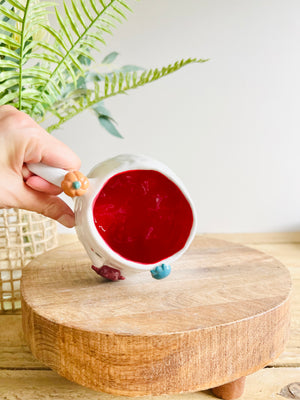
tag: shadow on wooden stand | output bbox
[212,376,246,400]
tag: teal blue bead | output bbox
[150,264,171,280]
[72,181,81,190]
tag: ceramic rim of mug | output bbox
[74,155,197,272]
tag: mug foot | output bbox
[92,265,125,281]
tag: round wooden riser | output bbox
[21,237,291,398]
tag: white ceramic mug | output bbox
[28,154,197,281]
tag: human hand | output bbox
[0,105,81,227]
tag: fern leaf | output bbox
[55,6,74,45]
[117,0,133,12]
[112,4,127,19]
[25,66,51,79]
[30,0,133,117]
[0,0,54,111]
[0,92,19,106]
[79,39,99,51]
[62,59,77,83]
[0,77,45,91]
[47,81,61,98]
[71,0,86,29]
[0,59,19,69]
[0,70,19,82]
[63,2,80,37]
[132,70,137,86]
[94,80,100,97]
[80,0,94,22]
[98,0,106,8]
[89,0,98,14]
[93,23,112,35]
[0,5,22,22]
[76,47,96,61]
[29,52,60,64]
[0,47,20,60]
[0,33,19,48]
[0,20,20,35]
[99,16,117,29]
[111,72,117,91]
[69,52,85,73]
[107,6,127,23]
[0,88,40,107]
[21,88,42,98]
[37,42,64,58]
[125,71,131,88]
[118,71,124,91]
[5,0,25,12]
[85,32,106,45]
[104,74,109,96]
[45,58,208,133]
[41,24,69,51]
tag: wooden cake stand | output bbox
[21,236,291,400]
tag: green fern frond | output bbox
[45,58,208,133]
[0,0,54,112]
[30,0,133,117]
[0,0,208,138]
[0,33,19,47]
[0,19,20,35]
[0,4,23,22]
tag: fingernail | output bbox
[58,214,75,228]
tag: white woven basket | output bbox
[0,208,57,312]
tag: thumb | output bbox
[16,186,75,228]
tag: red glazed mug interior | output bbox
[93,169,194,264]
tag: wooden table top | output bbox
[1,232,299,399]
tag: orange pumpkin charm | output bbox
[61,171,89,197]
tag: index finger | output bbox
[24,121,81,171]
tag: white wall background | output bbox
[54,0,300,233]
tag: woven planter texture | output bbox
[0,208,57,312]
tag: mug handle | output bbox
[27,163,89,197]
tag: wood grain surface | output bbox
[2,368,300,400]
[20,236,292,396]
[0,233,299,400]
